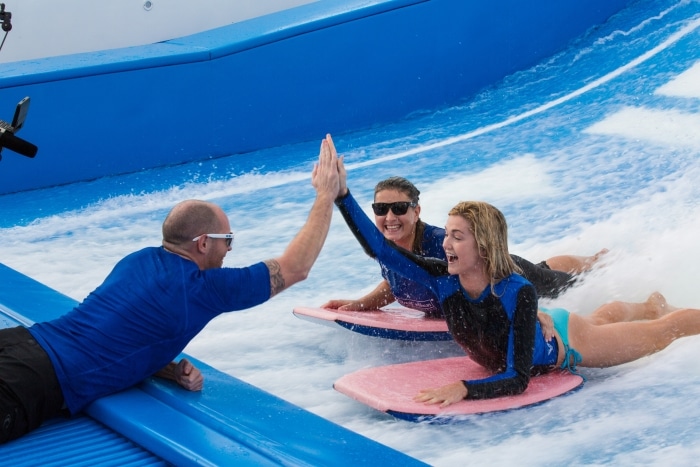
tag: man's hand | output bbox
[174,358,204,391]
[325,135,348,198]
[312,134,341,200]
[155,358,204,391]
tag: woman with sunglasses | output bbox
[322,176,606,318]
[331,156,700,405]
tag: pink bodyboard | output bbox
[334,356,583,421]
[292,306,450,341]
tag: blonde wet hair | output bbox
[448,201,521,292]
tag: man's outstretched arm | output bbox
[266,134,340,297]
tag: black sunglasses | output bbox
[371,201,417,216]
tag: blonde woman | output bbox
[334,160,700,406]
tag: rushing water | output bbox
[2,0,700,465]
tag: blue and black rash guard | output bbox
[336,191,549,399]
[348,197,574,319]
[381,226,574,317]
[382,223,445,317]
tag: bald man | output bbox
[0,135,341,444]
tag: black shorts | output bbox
[511,255,576,299]
[0,326,66,443]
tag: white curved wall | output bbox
[0,0,316,63]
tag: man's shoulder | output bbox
[120,246,163,261]
[116,246,189,270]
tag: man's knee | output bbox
[0,401,28,444]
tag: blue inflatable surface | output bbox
[0,263,427,465]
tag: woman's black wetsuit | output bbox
[336,192,558,399]
[348,196,574,320]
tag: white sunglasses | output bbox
[192,233,234,247]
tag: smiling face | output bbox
[442,214,485,278]
[162,199,234,270]
[444,201,519,294]
[373,189,421,250]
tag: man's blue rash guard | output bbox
[336,192,557,399]
[28,247,271,414]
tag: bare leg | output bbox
[587,292,679,325]
[566,306,700,368]
[545,248,609,274]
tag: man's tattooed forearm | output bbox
[264,259,285,296]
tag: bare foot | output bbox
[546,248,610,274]
[645,292,679,319]
[581,248,609,272]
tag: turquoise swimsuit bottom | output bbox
[542,307,582,373]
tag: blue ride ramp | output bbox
[0,262,427,466]
[0,0,632,194]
